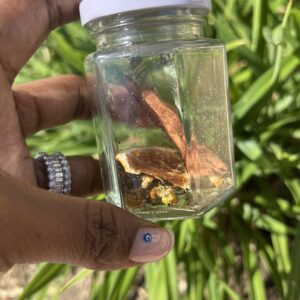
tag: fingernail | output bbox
[129,228,174,263]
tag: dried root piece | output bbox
[116,147,190,189]
[141,90,187,159]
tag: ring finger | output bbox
[14,75,102,197]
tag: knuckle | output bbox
[74,76,91,119]
[44,0,63,30]
[13,90,40,137]
[83,202,121,267]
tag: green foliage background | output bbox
[16,0,300,299]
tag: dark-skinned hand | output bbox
[0,0,174,273]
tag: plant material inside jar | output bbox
[115,77,230,207]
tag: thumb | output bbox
[0,171,174,271]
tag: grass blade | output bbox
[18,264,67,300]
[59,269,93,293]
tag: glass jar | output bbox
[80,0,236,221]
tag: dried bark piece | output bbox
[141,90,187,159]
[119,78,229,185]
[187,136,228,177]
[116,147,190,189]
[139,90,228,178]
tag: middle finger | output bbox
[13,75,91,137]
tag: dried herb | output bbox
[116,147,190,189]
[150,185,177,205]
[141,90,187,159]
[115,78,229,193]
[140,89,228,176]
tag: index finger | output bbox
[0,0,80,83]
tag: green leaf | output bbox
[219,281,242,300]
[59,269,93,293]
[233,52,299,123]
[18,264,68,300]
[145,262,168,300]
[208,273,219,300]
[272,26,284,45]
[109,268,139,300]
[271,233,291,296]
[251,0,268,52]
[287,225,300,300]
[226,39,248,52]
[164,249,179,300]
[245,246,267,300]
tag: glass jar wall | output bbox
[85,8,236,220]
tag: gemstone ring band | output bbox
[35,152,72,195]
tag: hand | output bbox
[0,0,174,272]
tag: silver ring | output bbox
[35,152,72,195]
